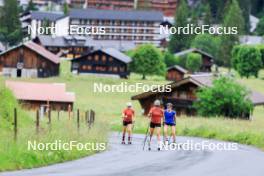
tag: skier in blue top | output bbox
[163,103,177,143]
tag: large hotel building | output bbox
[85,0,177,17]
[69,8,164,45]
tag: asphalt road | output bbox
[1,133,264,176]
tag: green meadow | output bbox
[0,60,264,171]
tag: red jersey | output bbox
[123,108,134,122]
[149,107,163,123]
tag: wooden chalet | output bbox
[33,35,94,59]
[71,48,132,78]
[132,74,264,119]
[0,41,60,78]
[174,48,214,72]
[6,81,75,111]
[166,65,188,81]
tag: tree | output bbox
[0,0,22,47]
[231,45,263,78]
[257,45,264,66]
[163,51,179,67]
[203,3,212,25]
[186,53,202,72]
[168,0,191,53]
[194,77,253,119]
[191,34,220,58]
[130,44,166,79]
[256,17,264,36]
[63,2,69,15]
[237,0,251,33]
[218,0,245,67]
[25,0,37,12]
[208,0,228,23]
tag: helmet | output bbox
[166,103,173,107]
[154,100,161,106]
[126,102,132,107]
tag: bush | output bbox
[257,45,264,66]
[232,45,263,78]
[163,51,179,67]
[0,85,34,130]
[186,53,202,72]
[191,34,220,58]
[130,44,166,79]
[194,77,253,118]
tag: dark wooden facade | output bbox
[0,42,60,78]
[71,49,130,78]
[132,78,201,116]
[20,100,73,111]
[166,66,188,81]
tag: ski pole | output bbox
[142,124,150,150]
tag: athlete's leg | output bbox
[164,124,168,141]
[171,125,176,143]
[122,125,127,143]
[127,123,132,143]
[149,127,154,142]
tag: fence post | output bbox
[57,111,60,121]
[85,111,88,123]
[36,109,40,133]
[48,109,51,124]
[88,110,92,129]
[14,108,17,141]
[77,109,80,129]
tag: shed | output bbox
[71,48,132,78]
[6,80,75,111]
[0,41,60,78]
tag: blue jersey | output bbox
[164,110,176,124]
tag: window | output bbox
[113,67,118,72]
[102,55,106,62]
[109,57,113,62]
[82,65,87,70]
[95,55,99,61]
[120,67,125,72]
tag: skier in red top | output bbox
[148,100,164,150]
[122,102,135,144]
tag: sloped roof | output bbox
[70,8,163,22]
[0,41,60,64]
[25,41,60,64]
[72,48,132,63]
[167,65,188,74]
[0,42,4,52]
[102,48,132,63]
[131,74,264,106]
[174,48,214,59]
[31,11,65,21]
[35,35,95,47]
[6,81,75,103]
[35,35,136,51]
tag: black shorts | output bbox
[123,121,132,126]
[164,122,176,126]
[150,122,161,128]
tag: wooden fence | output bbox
[11,108,96,140]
